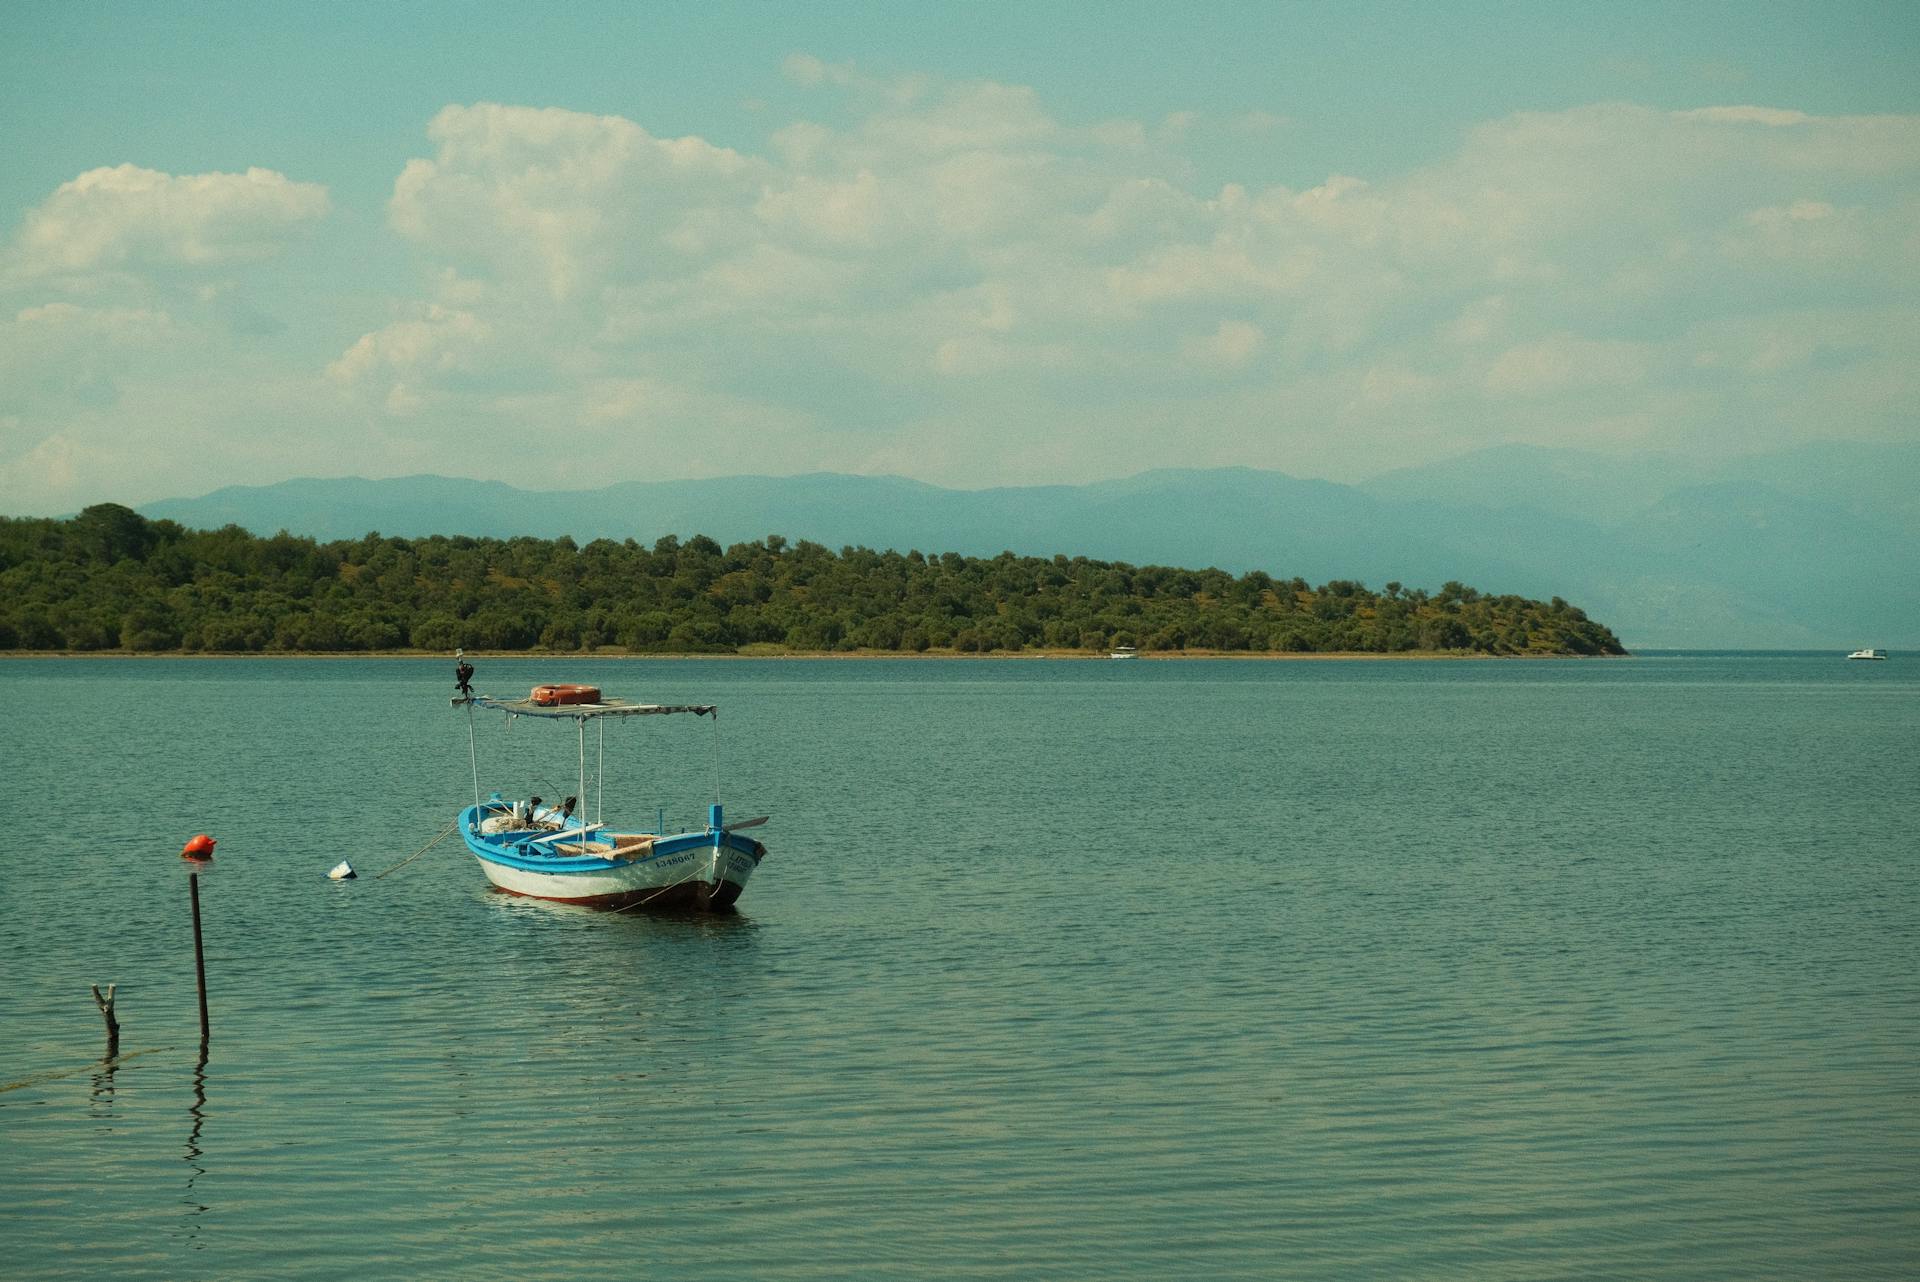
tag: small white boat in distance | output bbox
[1847,648,1889,660]
[1110,645,1139,660]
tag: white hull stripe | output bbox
[473,845,757,901]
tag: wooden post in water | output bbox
[189,871,209,1043]
[90,983,119,1054]
[181,833,217,1043]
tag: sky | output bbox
[2,1,1917,515]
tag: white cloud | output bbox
[1234,111,1290,135]
[1685,307,1919,378]
[781,52,886,95]
[1179,319,1265,369]
[1720,197,1914,276]
[14,301,175,341]
[350,88,1919,482]
[0,299,194,426]
[1484,336,1653,398]
[1444,295,1511,346]
[389,103,765,302]
[326,303,487,387]
[1678,105,1810,127]
[9,164,328,275]
[932,334,1091,377]
[13,77,1916,511]
[1352,364,1446,410]
[5,432,108,497]
[782,52,833,88]
[0,160,348,514]
[862,80,1062,156]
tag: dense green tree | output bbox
[0,509,1628,657]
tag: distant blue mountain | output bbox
[135,443,1920,649]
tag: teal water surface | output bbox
[2,654,1916,1279]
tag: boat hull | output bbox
[459,804,762,912]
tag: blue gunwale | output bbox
[457,803,765,875]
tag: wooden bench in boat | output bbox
[549,830,657,860]
[538,823,604,851]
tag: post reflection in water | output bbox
[88,1054,118,1127]
[180,1042,211,1230]
[87,981,120,1126]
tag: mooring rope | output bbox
[1,1047,167,1094]
[614,864,715,912]
[373,818,459,880]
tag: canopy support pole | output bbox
[577,715,588,830]
[466,701,480,814]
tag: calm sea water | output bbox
[2,654,1916,1280]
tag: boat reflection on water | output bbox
[480,883,767,934]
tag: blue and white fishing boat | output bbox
[451,677,766,912]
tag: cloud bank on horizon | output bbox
[3,52,1918,516]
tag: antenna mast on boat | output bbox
[467,701,480,812]
[576,713,588,835]
[456,650,480,812]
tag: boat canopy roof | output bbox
[459,695,716,720]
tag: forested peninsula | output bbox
[1,504,1627,657]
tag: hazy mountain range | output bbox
[135,441,1920,649]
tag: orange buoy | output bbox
[181,833,217,861]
